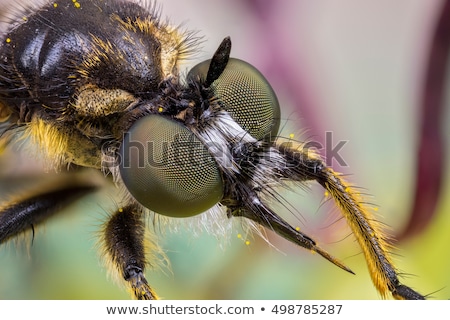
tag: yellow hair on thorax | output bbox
[112,14,190,77]
[26,117,69,170]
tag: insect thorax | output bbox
[0,0,189,169]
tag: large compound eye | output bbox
[188,58,280,141]
[119,115,223,217]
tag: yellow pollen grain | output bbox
[345,187,350,192]
[5,38,11,43]
[119,208,124,213]
[74,2,81,8]
[158,106,163,113]
[53,3,58,8]
[289,133,295,139]
[245,240,250,246]
[295,226,300,231]
[373,207,379,212]
[324,191,329,197]
[237,234,242,239]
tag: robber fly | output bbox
[0,0,424,299]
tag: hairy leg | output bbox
[101,204,157,300]
[0,185,95,244]
[278,144,425,299]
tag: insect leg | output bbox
[101,204,157,300]
[0,185,95,245]
[277,144,424,300]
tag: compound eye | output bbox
[119,115,223,217]
[188,58,280,141]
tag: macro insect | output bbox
[0,0,424,299]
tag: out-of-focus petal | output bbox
[400,0,449,239]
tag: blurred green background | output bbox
[0,0,449,299]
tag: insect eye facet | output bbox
[119,115,223,217]
[188,58,281,141]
